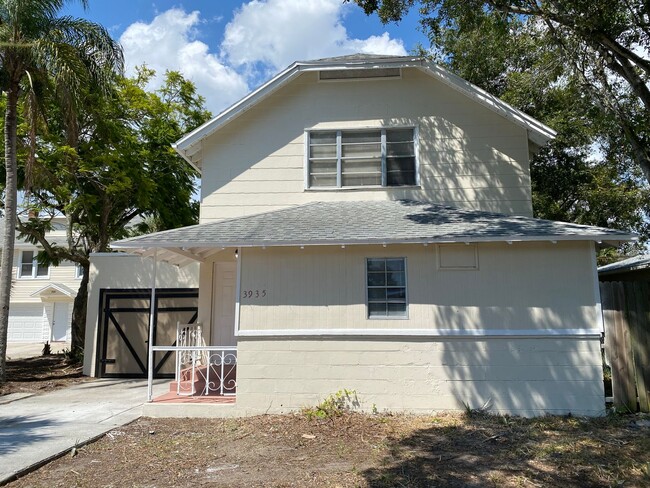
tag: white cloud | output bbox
[222,0,407,72]
[345,32,408,57]
[119,8,249,114]
[118,3,408,113]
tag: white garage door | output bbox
[8,304,44,342]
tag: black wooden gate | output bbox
[96,288,198,378]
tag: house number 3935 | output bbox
[242,289,266,299]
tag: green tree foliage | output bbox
[0,0,123,382]
[16,68,211,355]
[354,1,650,256]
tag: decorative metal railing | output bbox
[146,322,237,400]
[149,345,237,399]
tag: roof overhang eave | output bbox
[112,233,637,253]
[172,62,303,168]
[172,141,202,173]
[417,62,557,146]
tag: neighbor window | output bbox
[307,128,417,188]
[19,250,49,278]
[366,258,408,318]
[75,263,85,279]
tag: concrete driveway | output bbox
[0,378,167,484]
[6,342,70,360]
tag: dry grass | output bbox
[0,355,86,397]
[8,410,650,487]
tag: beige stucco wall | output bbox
[237,241,597,333]
[199,68,533,223]
[83,253,199,376]
[227,240,606,416]
[235,336,604,417]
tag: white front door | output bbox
[52,302,69,342]
[212,262,237,346]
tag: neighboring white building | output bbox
[3,216,82,343]
[91,54,634,416]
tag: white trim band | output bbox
[235,328,603,338]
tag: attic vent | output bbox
[319,68,401,81]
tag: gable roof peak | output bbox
[299,53,419,64]
[173,56,556,172]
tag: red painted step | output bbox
[169,364,237,396]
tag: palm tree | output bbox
[0,0,123,382]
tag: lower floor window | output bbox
[366,257,407,318]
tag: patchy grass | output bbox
[0,355,86,397]
[8,411,650,487]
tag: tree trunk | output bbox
[0,83,20,383]
[70,262,89,359]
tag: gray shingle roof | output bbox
[112,200,634,250]
[598,254,650,274]
[302,53,415,64]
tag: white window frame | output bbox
[365,257,409,320]
[18,250,50,279]
[305,126,419,189]
[75,262,84,279]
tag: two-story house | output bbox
[89,54,632,416]
[3,216,81,344]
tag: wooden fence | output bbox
[600,281,650,412]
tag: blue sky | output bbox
[63,1,427,114]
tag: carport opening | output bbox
[95,288,198,378]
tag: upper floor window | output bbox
[18,250,49,279]
[307,128,417,188]
[75,263,85,279]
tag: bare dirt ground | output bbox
[8,410,650,487]
[0,354,86,397]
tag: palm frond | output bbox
[46,17,123,68]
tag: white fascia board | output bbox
[418,63,557,145]
[111,233,636,251]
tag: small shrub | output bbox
[64,346,84,365]
[41,342,51,356]
[462,398,493,418]
[303,389,359,419]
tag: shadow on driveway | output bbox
[0,415,59,456]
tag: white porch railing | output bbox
[149,345,237,399]
[146,323,236,401]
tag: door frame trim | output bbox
[212,261,238,346]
